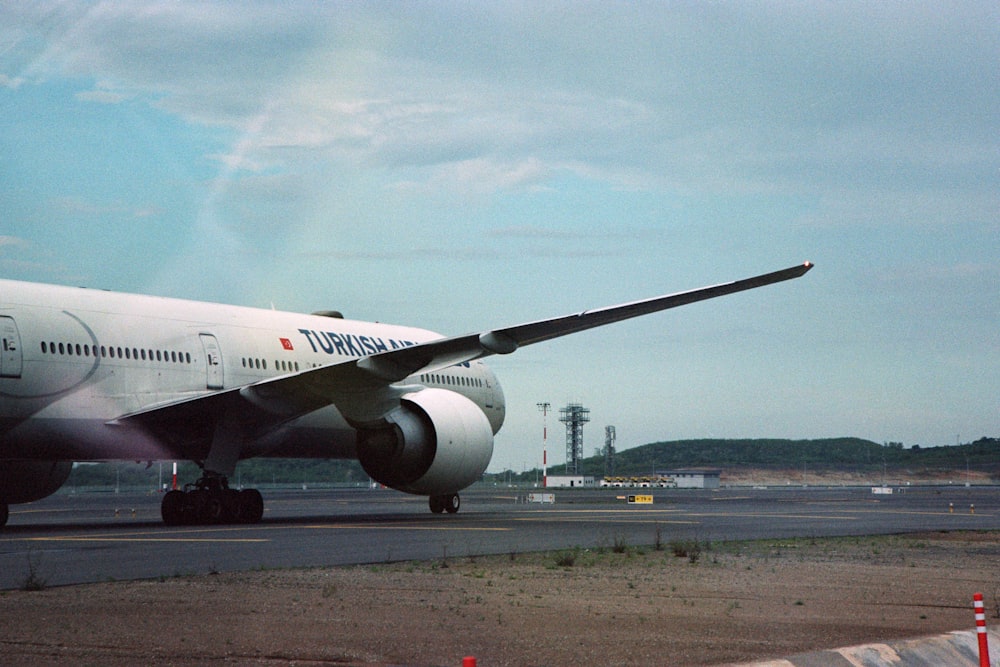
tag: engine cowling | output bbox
[0,460,73,503]
[356,388,494,496]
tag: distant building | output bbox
[601,474,675,488]
[546,475,596,488]
[655,469,721,489]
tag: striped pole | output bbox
[974,592,990,667]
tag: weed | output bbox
[21,550,47,592]
[653,524,664,551]
[671,539,703,563]
[554,550,577,567]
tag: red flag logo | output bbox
[279,338,294,351]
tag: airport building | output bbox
[601,474,676,488]
[545,475,598,488]
[655,469,722,489]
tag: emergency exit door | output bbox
[0,316,22,378]
[199,333,224,390]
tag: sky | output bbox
[1,2,997,472]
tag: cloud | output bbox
[0,236,29,249]
[75,88,131,104]
[392,157,551,195]
[5,3,997,226]
[0,74,25,89]
[54,197,160,219]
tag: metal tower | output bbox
[559,403,590,475]
[604,425,616,477]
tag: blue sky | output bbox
[1,2,997,472]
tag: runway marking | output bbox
[515,517,701,525]
[24,536,269,543]
[514,512,858,523]
[303,524,510,532]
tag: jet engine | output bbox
[0,460,73,503]
[356,388,494,496]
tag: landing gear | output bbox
[429,493,460,514]
[161,473,264,526]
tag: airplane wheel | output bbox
[429,494,459,514]
[239,489,264,523]
[161,490,185,526]
[222,488,243,523]
[200,493,224,524]
[0,501,8,528]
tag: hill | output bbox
[535,437,1000,484]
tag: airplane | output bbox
[0,261,812,527]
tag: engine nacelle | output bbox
[0,460,73,504]
[356,388,494,496]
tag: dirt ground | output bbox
[1,530,997,667]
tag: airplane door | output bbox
[0,316,22,378]
[483,377,495,409]
[199,333,224,390]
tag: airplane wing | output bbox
[353,261,814,381]
[114,262,812,439]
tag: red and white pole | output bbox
[974,592,990,667]
[537,402,550,488]
[543,446,547,488]
[172,461,178,490]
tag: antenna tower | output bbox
[559,403,590,475]
[604,425,616,477]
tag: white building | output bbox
[545,475,596,488]
[655,469,721,489]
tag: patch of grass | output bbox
[670,539,703,563]
[553,550,577,567]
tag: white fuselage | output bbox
[0,279,505,463]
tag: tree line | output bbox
[64,436,999,490]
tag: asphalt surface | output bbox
[1,484,997,590]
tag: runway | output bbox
[1,484,997,590]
